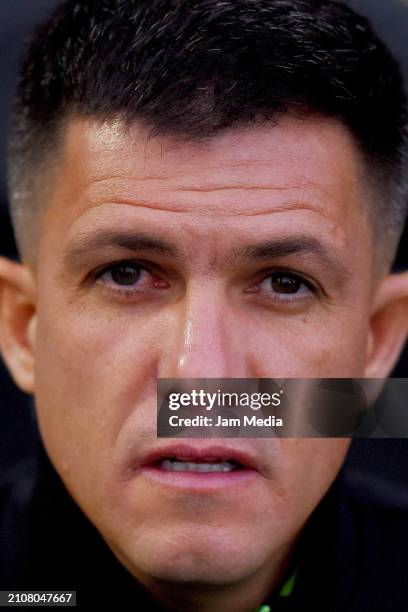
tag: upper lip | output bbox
[140,443,259,471]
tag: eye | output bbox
[257,270,315,300]
[94,260,168,298]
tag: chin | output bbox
[113,526,265,586]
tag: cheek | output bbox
[284,438,350,494]
[32,301,161,500]
[258,439,351,536]
[248,308,369,376]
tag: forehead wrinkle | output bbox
[70,146,354,216]
[75,176,338,219]
[82,167,340,193]
[74,197,333,220]
[175,184,307,193]
[81,171,317,189]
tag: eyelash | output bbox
[93,260,318,303]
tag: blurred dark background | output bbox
[0,0,407,477]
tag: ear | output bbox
[0,256,37,394]
[365,271,408,378]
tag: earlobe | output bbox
[0,256,37,395]
[365,271,408,378]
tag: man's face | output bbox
[30,116,373,587]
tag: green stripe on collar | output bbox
[279,565,298,597]
[254,564,299,612]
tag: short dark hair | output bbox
[7,0,408,266]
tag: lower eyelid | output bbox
[267,290,312,302]
[95,279,144,301]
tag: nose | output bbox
[158,281,254,379]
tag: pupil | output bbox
[272,274,301,294]
[111,264,140,286]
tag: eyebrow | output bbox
[229,235,348,279]
[236,236,338,266]
[63,229,347,276]
[64,230,181,266]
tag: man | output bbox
[0,0,407,610]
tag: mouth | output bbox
[135,444,260,490]
[158,458,240,473]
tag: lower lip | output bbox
[136,465,260,490]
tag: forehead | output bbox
[58,114,365,208]
[37,114,371,270]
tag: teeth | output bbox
[159,459,237,473]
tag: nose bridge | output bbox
[159,280,245,379]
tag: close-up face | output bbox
[4,115,396,590]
